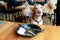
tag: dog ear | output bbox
[43,2,55,14]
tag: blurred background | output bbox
[0,0,57,25]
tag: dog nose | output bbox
[37,11,41,14]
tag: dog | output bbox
[31,4,43,25]
[31,2,56,25]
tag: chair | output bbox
[3,9,21,21]
[0,2,21,22]
[0,4,6,20]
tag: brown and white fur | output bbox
[31,4,43,25]
[31,1,56,25]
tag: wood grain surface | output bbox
[0,21,60,40]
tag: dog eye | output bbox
[35,7,37,9]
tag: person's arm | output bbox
[15,4,34,10]
[15,5,26,10]
[2,2,7,9]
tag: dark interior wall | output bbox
[56,0,60,26]
[3,0,11,2]
[0,0,3,1]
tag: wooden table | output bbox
[0,21,60,40]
